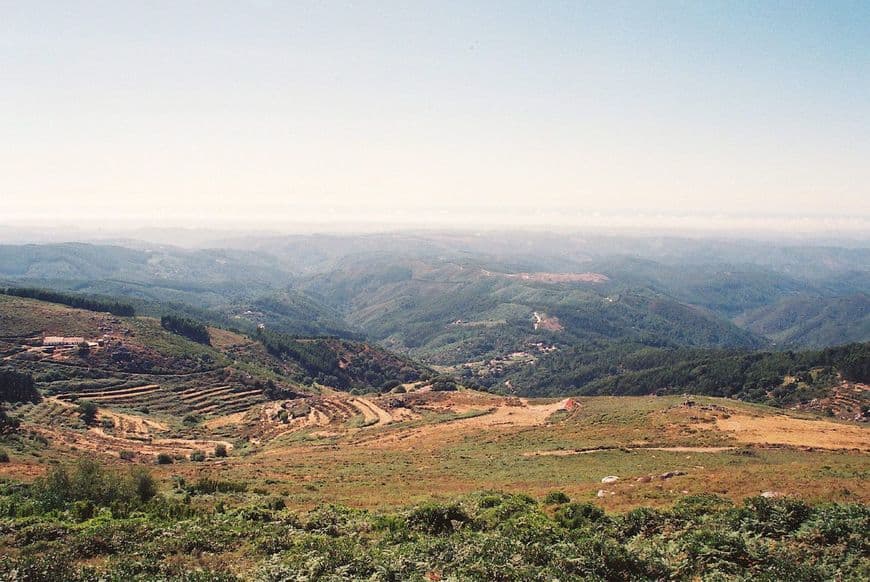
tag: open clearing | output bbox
[697,413,870,451]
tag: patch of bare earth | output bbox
[354,397,571,450]
[532,311,563,332]
[524,446,736,457]
[695,413,870,451]
[504,272,609,283]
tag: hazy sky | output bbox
[2,1,869,227]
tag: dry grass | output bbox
[4,388,868,511]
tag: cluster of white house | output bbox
[42,336,101,348]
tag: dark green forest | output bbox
[160,315,211,345]
[1,287,135,316]
[497,341,870,402]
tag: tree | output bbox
[0,369,40,403]
[77,401,98,426]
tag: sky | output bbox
[2,1,869,230]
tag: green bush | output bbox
[555,502,607,529]
[2,459,868,581]
[190,450,206,462]
[129,467,158,502]
[430,377,458,391]
[0,449,9,463]
[214,444,228,458]
[187,477,247,495]
[407,502,469,534]
[33,458,159,511]
[155,453,173,465]
[543,490,570,505]
[737,496,812,537]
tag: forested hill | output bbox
[495,341,869,405]
[0,293,431,402]
[0,236,868,388]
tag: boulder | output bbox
[601,475,619,484]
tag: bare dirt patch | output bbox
[696,413,870,451]
[502,272,609,284]
[357,397,571,449]
[204,411,248,429]
[349,397,393,426]
[523,446,737,457]
[532,311,563,332]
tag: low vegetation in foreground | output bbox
[0,459,867,581]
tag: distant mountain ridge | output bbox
[0,234,868,380]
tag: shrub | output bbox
[0,449,9,463]
[737,496,812,537]
[543,490,571,505]
[155,453,173,465]
[798,503,870,546]
[129,467,158,502]
[0,407,21,432]
[72,499,96,521]
[214,444,228,458]
[619,506,663,539]
[119,450,135,461]
[430,377,458,392]
[555,502,606,529]
[187,477,247,494]
[407,502,469,534]
[32,458,158,510]
[190,450,206,462]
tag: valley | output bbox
[1,294,867,512]
[0,234,868,580]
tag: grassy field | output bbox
[4,392,868,512]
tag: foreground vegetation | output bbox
[0,459,867,581]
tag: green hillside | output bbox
[0,294,430,422]
[736,293,870,347]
